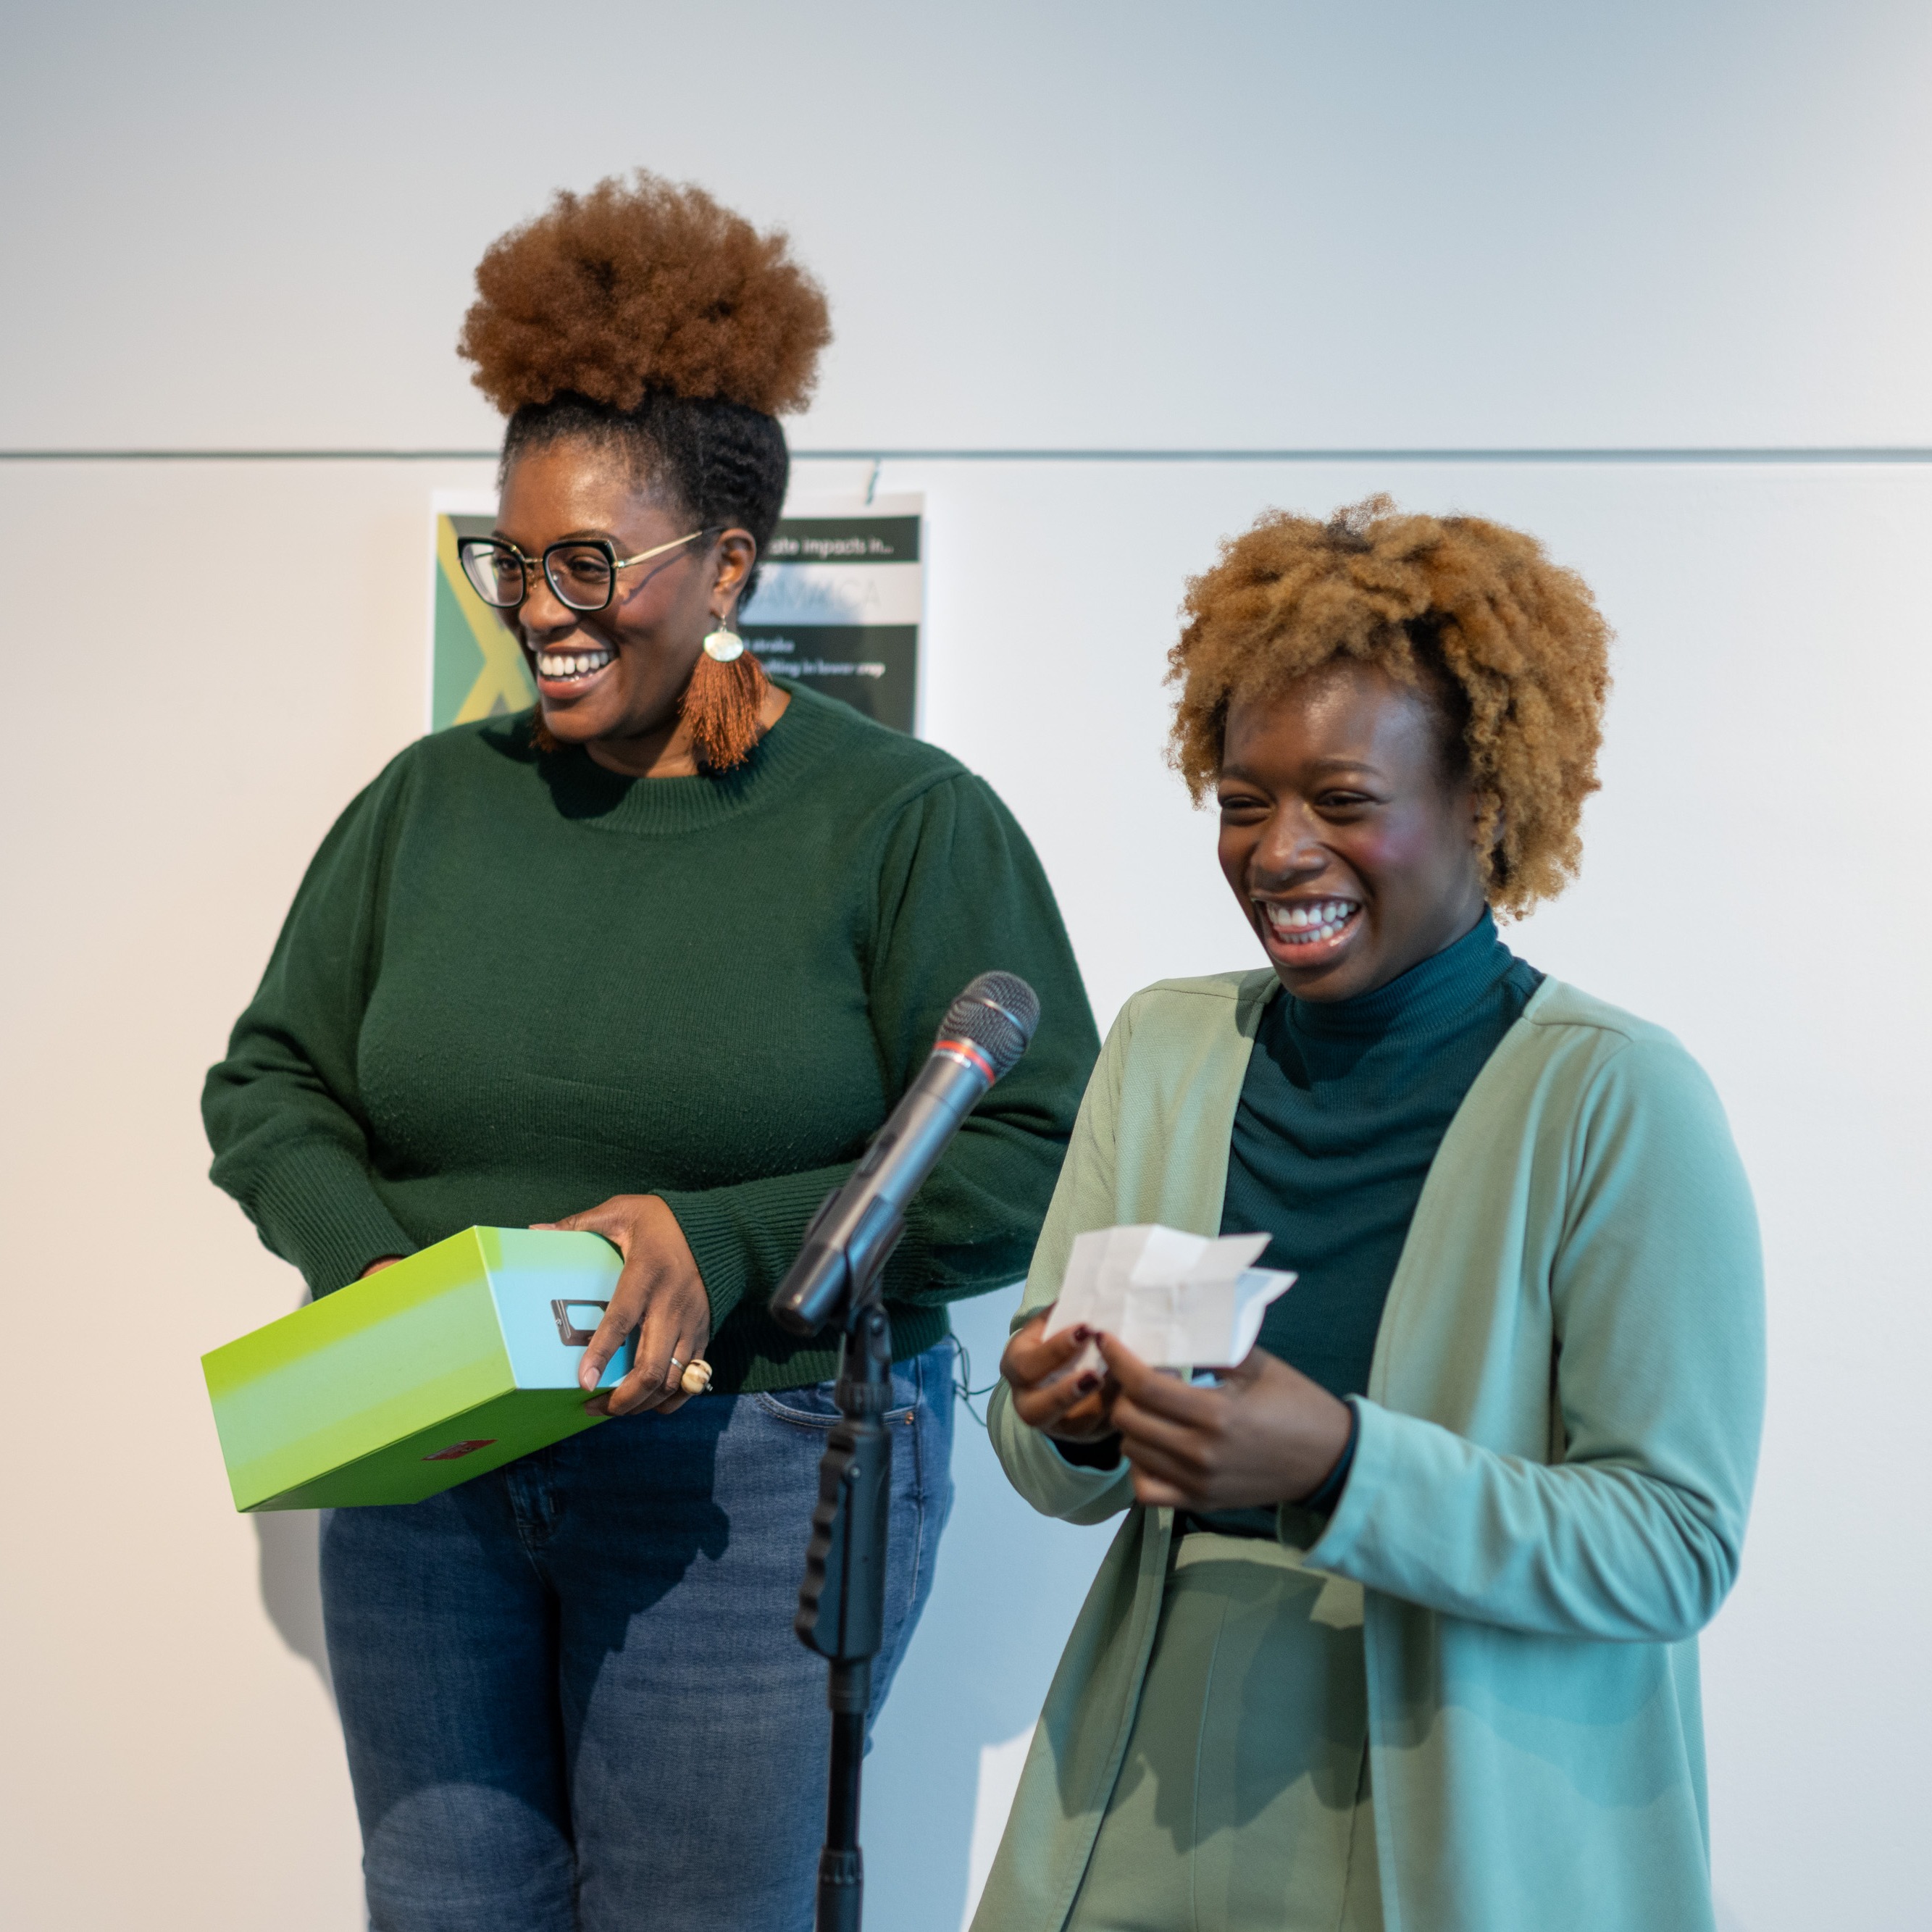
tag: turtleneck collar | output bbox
[1284,907,1515,1042]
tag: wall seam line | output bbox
[3,446,1932,466]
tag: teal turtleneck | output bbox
[1191,909,1542,1534]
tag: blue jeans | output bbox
[319,1343,955,1932]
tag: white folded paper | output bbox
[1042,1224,1296,1371]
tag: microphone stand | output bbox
[774,971,1040,1928]
[792,1212,902,1932]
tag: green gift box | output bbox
[202,1226,635,1512]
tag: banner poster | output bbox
[428,491,922,737]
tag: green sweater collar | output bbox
[530,678,839,837]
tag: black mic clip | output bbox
[784,1174,904,1345]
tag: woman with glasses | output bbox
[978,501,1762,1932]
[202,174,1098,1932]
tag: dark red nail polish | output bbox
[1073,1325,1092,1342]
[1077,1372,1100,1393]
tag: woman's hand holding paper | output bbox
[1002,1309,1125,1453]
[1097,1333,1352,1510]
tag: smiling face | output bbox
[1216,657,1489,1002]
[493,438,758,776]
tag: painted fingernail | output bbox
[1077,1372,1100,1393]
[1073,1326,1092,1342]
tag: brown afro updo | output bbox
[458,172,829,416]
[456,174,832,774]
[1168,496,1612,916]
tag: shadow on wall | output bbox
[254,1510,335,1703]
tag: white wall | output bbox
[4,1,1932,453]
[2,7,1929,1931]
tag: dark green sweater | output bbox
[203,683,1100,1392]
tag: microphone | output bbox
[769,971,1041,1337]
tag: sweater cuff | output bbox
[239,1139,418,1297]
[657,1166,941,1341]
[1299,1397,1395,1574]
[655,1168,840,1334]
[1031,1430,1138,1518]
[1300,1398,1361,1515]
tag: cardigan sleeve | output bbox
[1302,1030,1765,1643]
[201,759,419,1296]
[987,996,1139,1526]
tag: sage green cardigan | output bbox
[974,970,1763,1932]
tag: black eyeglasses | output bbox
[456,529,708,613]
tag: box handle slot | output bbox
[551,1300,609,1347]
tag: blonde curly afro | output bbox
[1168,496,1612,916]
[458,172,831,417]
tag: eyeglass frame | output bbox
[455,527,716,614]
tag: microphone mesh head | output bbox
[937,972,1040,1080]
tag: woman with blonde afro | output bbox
[202,175,1098,1932]
[984,499,1763,1932]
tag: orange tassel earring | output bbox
[683,621,769,771]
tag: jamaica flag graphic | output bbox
[430,506,538,729]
